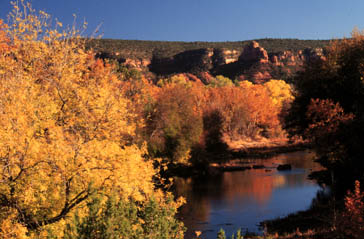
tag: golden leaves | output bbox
[0,210,29,239]
[0,1,159,234]
[263,79,294,108]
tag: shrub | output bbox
[63,193,185,239]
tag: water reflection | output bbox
[173,150,322,239]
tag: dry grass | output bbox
[225,135,292,151]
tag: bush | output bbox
[63,193,185,239]
[337,180,364,239]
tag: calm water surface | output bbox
[173,150,322,239]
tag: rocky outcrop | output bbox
[252,71,272,83]
[212,48,240,66]
[124,58,151,69]
[302,48,326,62]
[269,51,298,66]
[95,51,151,71]
[149,48,214,75]
[239,41,269,64]
[96,40,327,83]
[216,42,326,83]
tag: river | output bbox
[173,150,323,239]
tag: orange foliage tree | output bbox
[305,98,354,144]
[338,180,364,238]
[0,20,10,53]
[205,82,280,140]
[0,2,184,238]
[284,30,364,192]
[146,82,203,164]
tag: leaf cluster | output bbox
[144,77,293,166]
[0,2,184,237]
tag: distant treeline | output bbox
[86,38,332,60]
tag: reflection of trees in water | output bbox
[279,151,319,169]
[218,151,320,206]
[174,170,311,219]
[173,151,322,238]
[173,175,225,222]
[173,176,225,239]
[222,171,280,205]
[246,150,319,169]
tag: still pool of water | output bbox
[173,150,322,239]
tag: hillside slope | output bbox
[88,38,331,83]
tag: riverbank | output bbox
[173,149,321,239]
[262,202,334,238]
[261,190,352,239]
[179,139,326,238]
[216,138,310,172]
[227,137,310,158]
[164,138,310,178]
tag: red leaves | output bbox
[338,180,364,238]
[345,181,364,219]
[305,98,354,141]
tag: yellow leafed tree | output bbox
[0,2,159,237]
[263,79,294,108]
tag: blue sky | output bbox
[1,0,363,41]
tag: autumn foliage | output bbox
[305,98,354,144]
[143,77,293,165]
[0,1,297,238]
[284,29,364,195]
[283,29,364,237]
[337,180,364,238]
[147,83,203,164]
[0,2,184,238]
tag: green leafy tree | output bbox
[64,193,185,239]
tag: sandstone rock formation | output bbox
[95,40,327,84]
[239,41,269,64]
[212,48,240,66]
[149,48,214,75]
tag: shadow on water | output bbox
[173,150,323,239]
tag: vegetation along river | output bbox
[173,150,323,239]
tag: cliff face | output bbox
[212,48,240,65]
[211,41,325,83]
[239,41,269,63]
[98,40,326,83]
[149,48,215,75]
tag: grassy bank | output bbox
[165,137,309,178]
[227,137,310,159]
